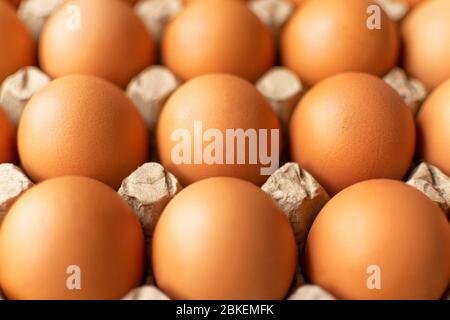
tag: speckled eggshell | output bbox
[402,0,450,90]
[156,73,282,187]
[0,0,35,83]
[39,0,156,88]
[0,176,145,300]
[281,0,399,86]
[305,179,450,300]
[289,72,415,195]
[417,79,450,176]
[0,107,16,164]
[152,177,297,300]
[18,75,149,189]
[162,0,275,82]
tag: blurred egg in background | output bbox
[0,0,35,84]
[281,0,399,86]
[162,0,275,82]
[39,0,156,88]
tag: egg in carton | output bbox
[1,0,449,301]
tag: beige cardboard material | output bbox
[383,67,427,116]
[135,0,182,42]
[288,285,335,300]
[126,66,179,161]
[256,67,303,131]
[262,162,330,285]
[249,0,294,38]
[118,162,182,284]
[0,164,33,226]
[407,162,450,218]
[122,285,170,300]
[18,0,66,40]
[0,67,50,126]
[375,0,409,21]
[126,66,180,132]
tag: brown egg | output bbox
[18,75,149,189]
[152,177,297,300]
[402,0,450,90]
[290,72,415,195]
[157,73,282,187]
[39,0,155,88]
[305,179,449,300]
[162,0,275,82]
[417,79,450,176]
[0,176,145,300]
[281,0,399,86]
[0,0,35,84]
[0,107,16,163]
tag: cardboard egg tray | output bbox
[0,0,449,300]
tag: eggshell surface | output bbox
[18,75,149,189]
[152,177,297,300]
[162,0,275,82]
[305,179,450,300]
[39,0,155,88]
[0,107,16,164]
[157,73,282,186]
[402,0,450,90]
[0,0,35,83]
[417,79,450,176]
[0,176,145,300]
[289,72,415,195]
[281,0,399,86]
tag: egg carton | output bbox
[0,63,446,300]
[0,159,449,300]
[0,0,447,301]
